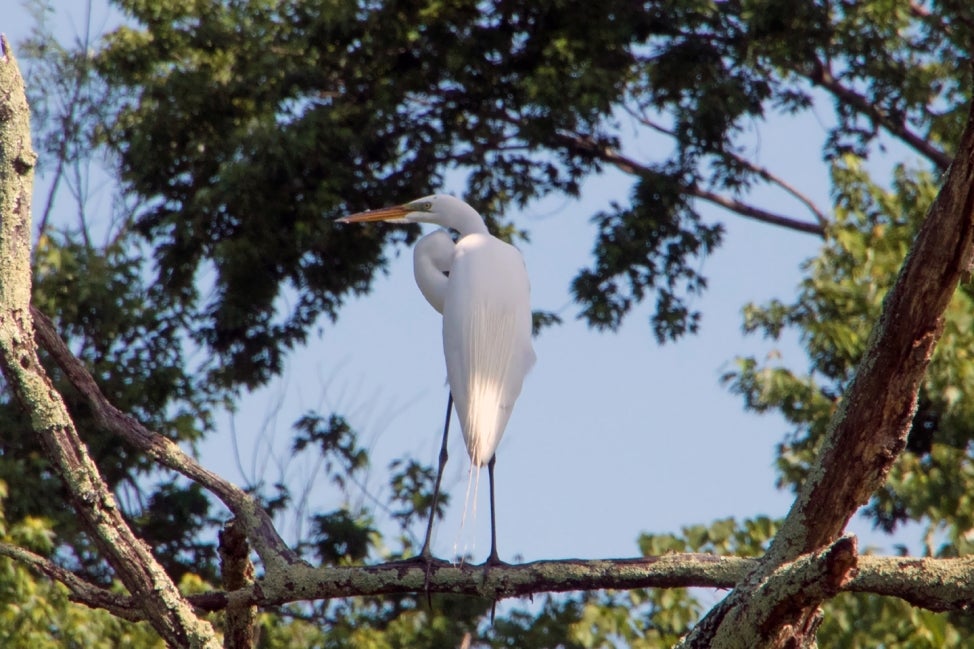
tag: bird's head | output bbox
[338,194,485,234]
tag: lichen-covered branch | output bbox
[0,36,220,649]
[190,553,750,611]
[185,550,974,614]
[685,537,858,648]
[850,554,974,613]
[8,528,974,627]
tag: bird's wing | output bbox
[443,234,536,466]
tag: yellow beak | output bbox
[337,204,412,223]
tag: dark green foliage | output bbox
[573,174,723,340]
[132,481,218,582]
[388,458,448,541]
[292,413,369,490]
[308,508,376,564]
[531,310,563,336]
[94,0,653,387]
[70,0,972,378]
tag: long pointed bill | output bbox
[337,204,412,223]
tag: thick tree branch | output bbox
[183,549,974,616]
[851,554,974,613]
[0,36,220,649]
[191,554,750,611]
[804,58,953,170]
[30,305,299,571]
[555,132,826,236]
[683,79,974,649]
[7,533,974,625]
[743,537,857,643]
[770,90,974,566]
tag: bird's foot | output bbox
[384,555,431,568]
[417,552,450,609]
[481,551,509,623]
[481,550,509,568]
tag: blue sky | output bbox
[4,1,918,570]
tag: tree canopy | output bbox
[1,0,973,647]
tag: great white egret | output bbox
[338,194,536,565]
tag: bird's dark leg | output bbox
[420,392,452,605]
[485,454,503,566]
[485,453,506,623]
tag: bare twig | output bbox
[33,2,94,238]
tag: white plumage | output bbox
[339,194,535,563]
[443,232,535,466]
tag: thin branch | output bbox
[804,57,952,170]
[718,156,830,230]
[624,107,831,229]
[0,542,141,621]
[555,131,826,236]
[30,306,300,571]
[690,185,824,235]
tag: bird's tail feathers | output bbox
[453,463,483,564]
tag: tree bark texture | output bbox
[0,37,221,649]
[220,520,259,649]
[680,94,974,648]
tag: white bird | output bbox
[339,194,535,565]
